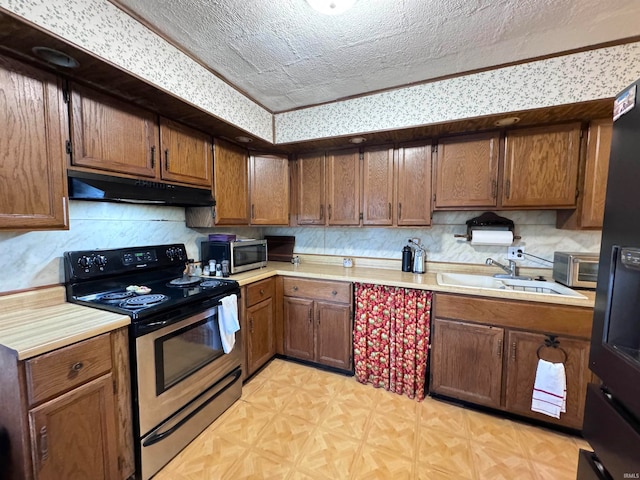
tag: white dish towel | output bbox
[531,358,567,419]
[218,294,239,354]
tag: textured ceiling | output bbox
[111,0,640,112]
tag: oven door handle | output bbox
[142,368,241,447]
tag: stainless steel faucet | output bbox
[485,258,517,277]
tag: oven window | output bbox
[155,313,224,394]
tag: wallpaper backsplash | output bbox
[0,204,600,294]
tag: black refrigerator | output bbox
[578,80,640,479]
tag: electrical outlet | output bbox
[508,246,525,259]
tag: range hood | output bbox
[68,170,215,207]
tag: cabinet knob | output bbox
[293,286,298,291]
[331,290,337,296]
[260,289,264,295]
[71,362,84,372]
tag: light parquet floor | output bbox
[154,359,588,479]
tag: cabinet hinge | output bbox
[62,87,69,104]
[576,188,580,199]
[212,206,216,219]
[359,152,364,161]
[112,379,117,395]
[432,145,438,153]
[65,140,73,156]
[359,212,363,221]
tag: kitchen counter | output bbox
[227,261,596,308]
[0,286,130,360]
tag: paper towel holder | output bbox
[454,212,521,241]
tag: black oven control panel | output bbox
[64,244,188,281]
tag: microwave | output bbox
[552,251,599,289]
[201,239,267,274]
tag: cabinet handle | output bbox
[164,149,170,170]
[316,309,320,325]
[496,339,502,357]
[511,342,517,360]
[251,204,255,219]
[505,179,511,199]
[320,204,324,220]
[150,146,156,169]
[491,180,497,199]
[259,289,264,295]
[39,426,48,463]
[292,286,298,291]
[71,362,84,372]
[388,202,391,219]
[328,204,332,220]
[398,203,402,220]
[249,318,254,333]
[308,308,312,323]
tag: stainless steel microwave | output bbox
[552,251,599,289]
[201,239,267,274]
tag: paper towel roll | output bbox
[470,230,514,246]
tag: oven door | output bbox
[135,305,242,436]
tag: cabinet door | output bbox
[362,146,394,226]
[581,119,612,228]
[159,118,212,187]
[315,301,352,370]
[246,297,275,376]
[296,152,325,225]
[29,374,118,480]
[70,83,159,178]
[396,143,432,226]
[327,148,361,225]
[502,123,581,207]
[212,138,249,225]
[430,318,504,408]
[250,154,289,225]
[283,297,314,361]
[435,133,499,208]
[504,330,591,429]
[0,55,68,230]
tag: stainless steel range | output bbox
[64,244,242,480]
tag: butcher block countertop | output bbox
[228,260,596,309]
[0,286,130,360]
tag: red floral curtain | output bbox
[353,283,432,401]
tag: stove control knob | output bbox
[166,247,176,260]
[77,255,93,270]
[94,255,107,269]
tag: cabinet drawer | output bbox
[246,278,275,307]
[283,278,351,303]
[25,333,112,406]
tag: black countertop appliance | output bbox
[578,79,640,479]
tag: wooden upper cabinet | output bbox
[250,153,289,225]
[502,123,581,207]
[212,138,249,225]
[362,146,394,226]
[296,152,325,225]
[396,143,432,226]
[0,55,69,230]
[435,133,500,208]
[558,119,612,230]
[159,118,212,187]
[327,148,361,226]
[69,83,158,178]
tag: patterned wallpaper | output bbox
[274,42,640,143]
[0,0,274,141]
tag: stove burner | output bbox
[121,294,168,309]
[168,276,202,287]
[100,291,136,303]
[200,280,224,288]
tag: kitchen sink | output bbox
[436,273,587,298]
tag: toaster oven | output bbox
[552,252,599,289]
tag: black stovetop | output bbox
[64,244,239,321]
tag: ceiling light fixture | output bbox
[349,136,366,144]
[32,47,80,68]
[494,116,521,127]
[306,0,357,15]
[235,136,253,143]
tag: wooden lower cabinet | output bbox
[430,319,503,408]
[430,293,592,429]
[0,328,132,480]
[283,278,353,371]
[242,278,276,378]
